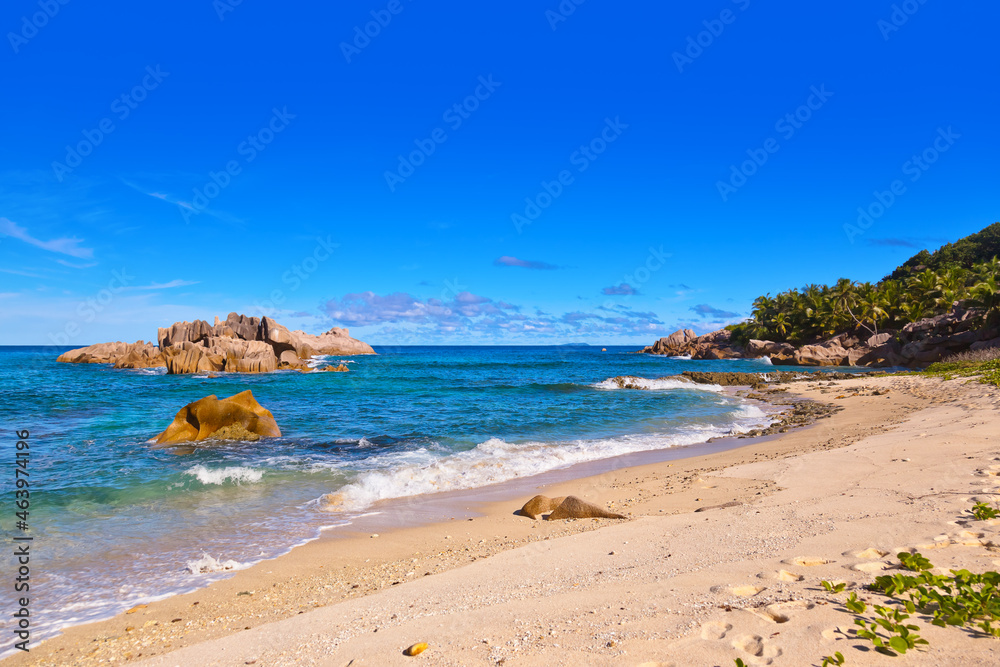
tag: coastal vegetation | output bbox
[727,223,1000,346]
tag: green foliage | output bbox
[820,652,845,666]
[818,504,1000,662]
[745,258,999,345]
[734,659,747,667]
[853,603,928,655]
[921,357,1000,387]
[844,591,867,614]
[898,551,933,572]
[972,501,1000,521]
[889,222,1000,280]
[821,580,847,593]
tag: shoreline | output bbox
[3,373,955,666]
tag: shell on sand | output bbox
[403,642,428,656]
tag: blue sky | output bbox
[1,0,997,346]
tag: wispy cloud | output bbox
[129,279,200,290]
[867,238,917,248]
[55,259,99,269]
[602,283,638,296]
[0,267,45,278]
[690,304,740,319]
[121,179,244,225]
[0,217,94,259]
[493,256,560,270]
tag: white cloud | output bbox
[0,217,94,259]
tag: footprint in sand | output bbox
[785,557,832,567]
[756,600,814,624]
[916,539,950,551]
[731,585,766,597]
[821,626,853,643]
[853,561,891,573]
[732,634,783,665]
[853,548,888,559]
[700,621,732,640]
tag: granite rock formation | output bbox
[57,312,374,374]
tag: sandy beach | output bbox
[8,373,1000,666]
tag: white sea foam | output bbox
[184,465,264,485]
[758,356,774,365]
[591,376,724,392]
[186,553,248,574]
[668,354,692,360]
[324,412,773,511]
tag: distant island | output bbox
[56,312,374,374]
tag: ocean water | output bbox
[1,345,803,644]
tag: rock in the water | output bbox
[60,312,374,375]
[545,496,626,521]
[321,363,350,372]
[58,341,165,367]
[152,390,281,444]
[519,495,567,520]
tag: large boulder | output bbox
[113,342,165,369]
[545,496,627,521]
[151,390,280,444]
[295,326,376,356]
[57,341,165,368]
[163,342,225,374]
[745,340,795,359]
[792,342,849,366]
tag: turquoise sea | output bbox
[2,345,803,645]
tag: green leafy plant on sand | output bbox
[821,652,845,666]
[971,501,1000,521]
[820,546,1000,662]
[919,357,1000,388]
[821,580,847,593]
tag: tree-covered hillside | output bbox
[887,222,1000,280]
[728,223,1000,346]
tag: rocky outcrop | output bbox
[640,328,744,360]
[151,390,281,444]
[57,341,165,368]
[640,303,996,369]
[58,312,374,374]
